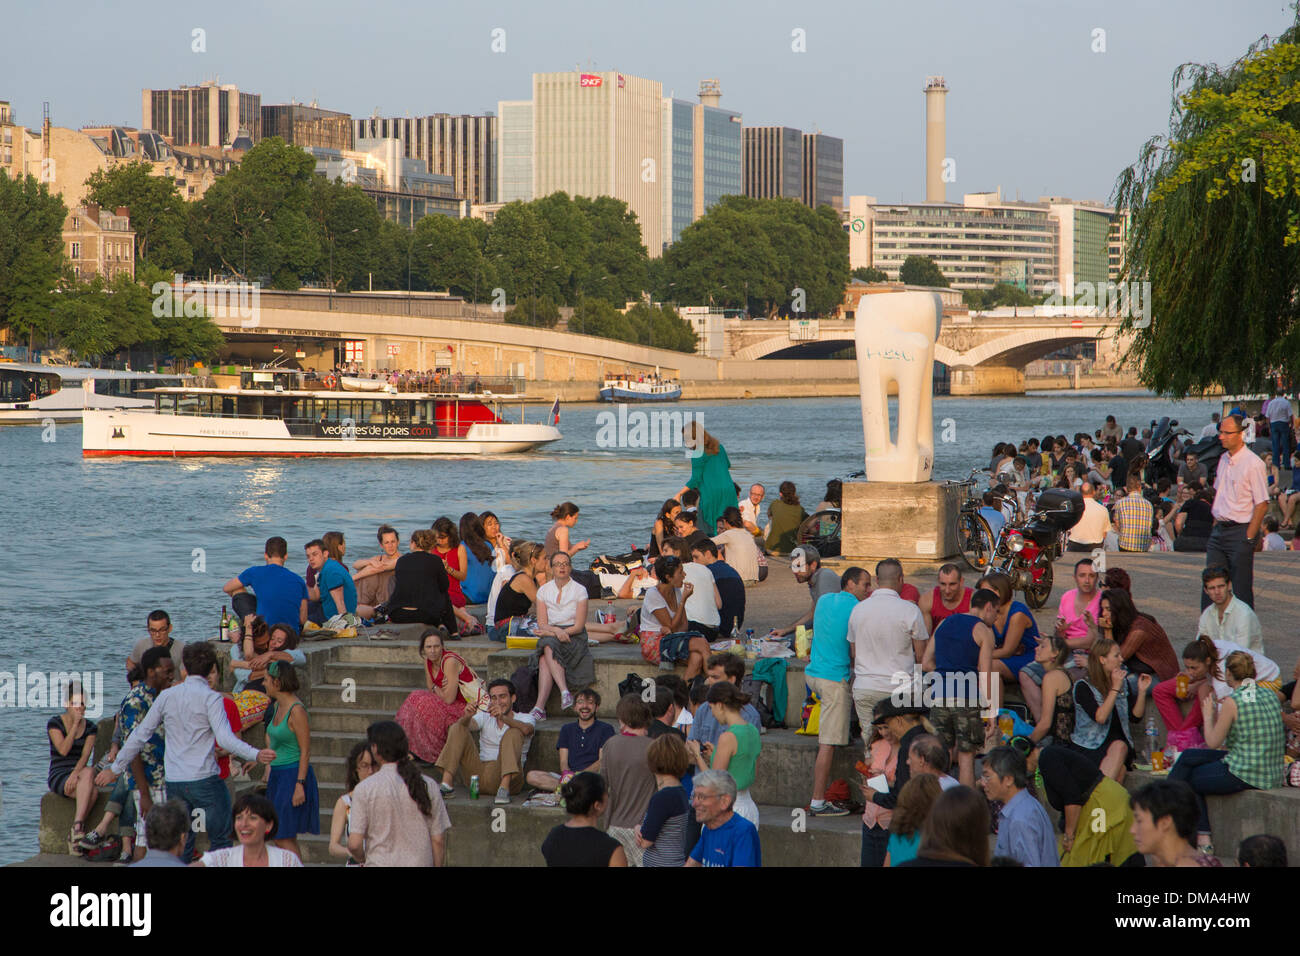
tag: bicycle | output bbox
[946,467,995,572]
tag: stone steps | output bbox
[294,795,863,867]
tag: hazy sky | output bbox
[8,0,1295,205]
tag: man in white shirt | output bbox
[1204,414,1269,610]
[712,508,762,583]
[739,484,767,543]
[435,678,537,805]
[1199,413,1221,440]
[1067,482,1111,552]
[661,537,722,638]
[103,641,274,862]
[1264,391,1296,471]
[846,559,928,744]
[1197,567,1264,653]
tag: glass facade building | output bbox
[700,107,742,211]
[263,104,353,151]
[497,101,533,203]
[743,126,803,201]
[802,133,843,210]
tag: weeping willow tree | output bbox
[1112,14,1300,397]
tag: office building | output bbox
[141,81,261,147]
[532,70,663,253]
[310,139,461,227]
[496,100,533,203]
[743,126,802,201]
[354,113,497,205]
[263,103,352,151]
[802,132,843,210]
[1044,198,1114,293]
[661,80,743,246]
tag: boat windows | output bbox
[0,369,58,402]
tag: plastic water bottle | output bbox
[604,600,615,625]
[1144,714,1160,768]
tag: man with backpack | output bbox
[688,654,762,748]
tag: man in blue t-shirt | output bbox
[691,539,746,636]
[524,689,615,794]
[223,536,308,630]
[806,566,872,816]
[686,769,761,867]
[306,538,357,620]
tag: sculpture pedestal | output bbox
[840,479,961,572]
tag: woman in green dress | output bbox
[676,423,735,535]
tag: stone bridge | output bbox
[725,313,1125,394]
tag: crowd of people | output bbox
[48,407,1299,868]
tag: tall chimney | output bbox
[698,79,721,107]
[924,76,948,203]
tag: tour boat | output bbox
[0,362,186,424]
[82,368,562,457]
[598,377,682,402]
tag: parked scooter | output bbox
[983,488,1084,609]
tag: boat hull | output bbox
[82,409,562,457]
[598,385,682,402]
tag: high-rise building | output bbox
[141,81,261,147]
[353,113,497,205]
[661,80,742,247]
[310,139,461,227]
[1107,210,1129,281]
[846,195,877,271]
[802,132,843,210]
[497,101,533,203]
[743,126,802,201]
[1044,198,1114,293]
[532,70,663,253]
[263,103,352,151]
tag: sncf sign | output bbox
[579,73,603,87]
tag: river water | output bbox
[0,390,1218,863]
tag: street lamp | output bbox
[328,227,360,310]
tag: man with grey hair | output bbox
[686,769,761,867]
[846,558,927,748]
[980,746,1058,867]
[740,483,767,542]
[903,734,959,790]
[130,800,189,867]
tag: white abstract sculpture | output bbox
[855,291,942,482]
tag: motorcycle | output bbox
[1144,417,1191,486]
[983,488,1084,609]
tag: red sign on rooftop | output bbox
[580,73,603,87]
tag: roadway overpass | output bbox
[206,288,1128,397]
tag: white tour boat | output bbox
[0,362,186,424]
[82,368,562,457]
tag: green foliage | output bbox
[625,302,698,353]
[569,297,635,341]
[1112,18,1300,395]
[851,266,889,283]
[411,214,489,299]
[188,137,320,288]
[486,202,550,303]
[660,196,848,317]
[898,255,949,288]
[963,282,1037,311]
[0,171,67,350]
[84,164,192,272]
[308,176,384,292]
[504,294,560,328]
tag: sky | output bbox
[6,0,1296,206]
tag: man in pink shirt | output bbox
[1203,414,1269,610]
[1018,558,1100,718]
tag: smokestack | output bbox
[698,79,721,107]
[924,76,948,203]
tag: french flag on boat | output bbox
[550,397,560,426]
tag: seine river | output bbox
[0,390,1218,863]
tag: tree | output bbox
[0,171,66,351]
[964,282,1037,311]
[485,202,550,305]
[411,214,487,299]
[575,195,648,305]
[188,137,320,289]
[625,302,697,353]
[504,294,560,328]
[1112,19,1300,395]
[307,177,382,292]
[569,297,635,341]
[898,255,949,288]
[84,164,192,273]
[851,266,889,282]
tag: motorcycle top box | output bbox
[1026,489,1084,541]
